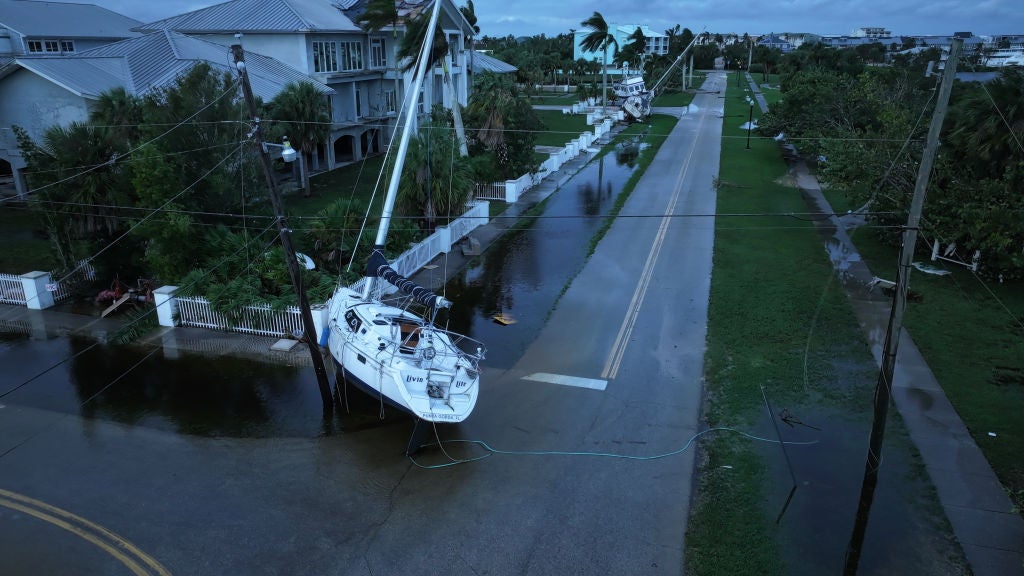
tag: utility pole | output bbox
[842,37,962,575]
[231,42,334,414]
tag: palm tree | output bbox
[580,11,618,115]
[399,9,468,157]
[90,87,142,144]
[397,114,474,232]
[268,81,329,196]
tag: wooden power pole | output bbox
[842,37,963,575]
[231,42,334,414]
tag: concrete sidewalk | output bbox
[796,165,1024,576]
[746,67,1024,575]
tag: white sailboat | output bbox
[324,0,485,423]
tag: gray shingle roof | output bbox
[471,51,516,74]
[0,0,141,38]
[9,31,333,101]
[138,0,361,34]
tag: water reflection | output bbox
[443,150,639,368]
[1,334,331,437]
[0,134,645,438]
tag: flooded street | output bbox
[0,148,641,439]
[0,332,327,437]
[442,152,639,369]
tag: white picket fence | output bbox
[173,200,490,337]
[176,297,310,338]
[0,273,26,305]
[0,261,94,307]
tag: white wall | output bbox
[201,33,310,73]
[0,69,89,144]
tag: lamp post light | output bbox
[745,96,754,149]
[263,136,306,195]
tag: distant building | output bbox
[573,24,669,68]
[757,34,793,52]
[852,27,892,39]
[0,0,140,59]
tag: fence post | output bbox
[154,285,178,327]
[505,179,518,203]
[437,225,452,253]
[20,271,54,310]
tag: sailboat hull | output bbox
[326,289,482,423]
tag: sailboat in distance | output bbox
[324,0,485,423]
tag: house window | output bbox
[27,40,43,53]
[355,89,362,117]
[384,89,396,115]
[60,40,75,53]
[44,40,59,52]
[417,90,425,114]
[312,41,339,73]
[340,41,363,71]
[370,38,387,68]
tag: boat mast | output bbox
[363,0,443,300]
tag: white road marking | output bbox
[523,373,607,391]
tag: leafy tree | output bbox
[15,122,136,271]
[770,53,1024,277]
[267,81,329,196]
[130,63,258,281]
[691,44,720,70]
[615,27,647,68]
[579,11,618,114]
[463,72,542,181]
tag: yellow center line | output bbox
[601,103,711,380]
[0,488,172,576]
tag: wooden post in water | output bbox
[231,41,334,415]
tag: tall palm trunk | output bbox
[602,50,608,115]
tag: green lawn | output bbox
[0,204,59,273]
[533,109,591,148]
[651,90,696,107]
[686,71,964,576]
[821,187,1024,513]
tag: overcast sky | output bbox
[80,0,1023,38]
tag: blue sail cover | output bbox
[366,249,449,309]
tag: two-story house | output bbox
[0,0,142,196]
[137,0,474,171]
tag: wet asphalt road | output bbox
[0,74,726,576]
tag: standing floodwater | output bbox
[442,151,639,368]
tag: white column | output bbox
[154,285,178,327]
[437,225,452,254]
[20,271,54,310]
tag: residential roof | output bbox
[138,0,362,34]
[0,0,141,38]
[471,50,516,74]
[4,30,333,101]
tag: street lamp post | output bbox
[745,96,754,149]
[232,43,333,415]
[264,137,306,195]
